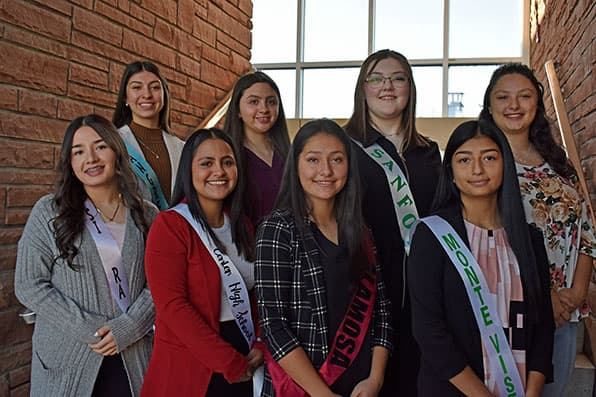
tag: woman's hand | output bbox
[558,287,585,313]
[350,376,383,397]
[550,289,571,327]
[246,346,264,374]
[88,325,118,356]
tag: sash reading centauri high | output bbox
[171,203,263,397]
[352,140,418,254]
[124,141,169,210]
[419,215,525,396]
[264,270,377,397]
[84,199,131,313]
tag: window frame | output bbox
[252,0,530,118]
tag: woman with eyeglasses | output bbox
[344,49,442,396]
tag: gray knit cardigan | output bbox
[14,195,157,396]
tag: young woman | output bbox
[142,128,264,396]
[256,119,392,397]
[344,49,441,396]
[223,71,290,226]
[113,60,184,210]
[408,120,554,397]
[14,114,157,396]
[479,63,596,396]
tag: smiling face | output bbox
[238,82,279,138]
[298,133,349,209]
[489,73,538,138]
[364,57,410,125]
[125,70,164,128]
[452,135,503,202]
[70,126,118,191]
[192,138,238,209]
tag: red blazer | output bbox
[141,209,252,396]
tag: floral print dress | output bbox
[516,162,596,321]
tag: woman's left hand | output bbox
[350,377,382,397]
[246,346,265,374]
[558,287,585,313]
[88,325,118,356]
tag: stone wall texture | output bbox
[530,0,595,207]
[0,0,252,395]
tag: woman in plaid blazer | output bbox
[256,119,393,397]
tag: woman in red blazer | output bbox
[142,128,264,396]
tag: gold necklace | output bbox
[136,137,160,159]
[95,194,122,222]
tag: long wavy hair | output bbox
[345,49,431,150]
[112,60,173,134]
[432,119,542,321]
[53,114,150,270]
[171,128,255,261]
[275,119,368,280]
[479,63,576,180]
[223,71,290,161]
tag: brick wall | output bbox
[0,0,252,395]
[530,0,596,207]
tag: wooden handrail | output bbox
[544,60,596,230]
[198,89,233,130]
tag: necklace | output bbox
[95,194,122,222]
[136,137,160,159]
[513,145,543,165]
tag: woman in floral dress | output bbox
[480,63,596,396]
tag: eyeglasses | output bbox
[365,74,408,88]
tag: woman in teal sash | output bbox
[408,120,554,396]
[256,119,392,397]
[113,60,184,209]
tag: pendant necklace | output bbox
[95,194,122,222]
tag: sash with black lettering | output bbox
[171,203,263,396]
[352,139,418,254]
[418,215,525,396]
[84,199,130,313]
[124,141,169,210]
[264,270,376,397]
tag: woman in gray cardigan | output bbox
[15,115,157,396]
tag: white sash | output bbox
[171,203,263,396]
[84,199,130,313]
[352,140,419,254]
[419,215,525,396]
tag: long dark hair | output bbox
[432,119,542,320]
[171,128,254,261]
[53,114,150,270]
[479,63,576,180]
[345,49,431,150]
[223,71,290,160]
[275,119,368,279]
[112,60,173,134]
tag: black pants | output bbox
[205,320,253,397]
[92,354,132,397]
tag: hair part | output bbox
[53,114,150,270]
[479,62,575,180]
[345,49,430,150]
[171,128,255,261]
[432,119,543,321]
[112,60,173,134]
[275,118,368,280]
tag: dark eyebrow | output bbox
[72,139,104,148]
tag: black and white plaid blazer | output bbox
[255,209,393,395]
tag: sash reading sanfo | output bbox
[352,140,418,254]
[419,215,525,396]
[263,269,376,397]
[124,141,169,210]
[84,199,131,313]
[171,203,263,396]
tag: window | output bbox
[252,0,528,118]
